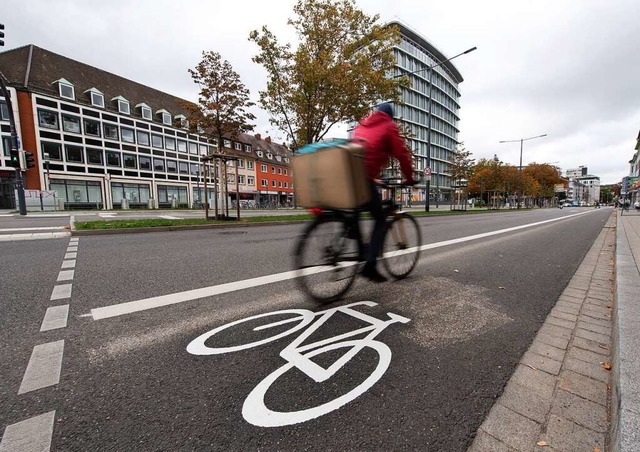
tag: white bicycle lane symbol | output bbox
[186,301,410,427]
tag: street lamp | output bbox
[394,46,477,212]
[498,133,547,209]
[43,152,51,191]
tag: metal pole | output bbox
[235,161,240,219]
[425,65,432,212]
[203,161,209,219]
[518,138,523,209]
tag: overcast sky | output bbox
[3,0,639,184]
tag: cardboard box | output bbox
[292,143,370,209]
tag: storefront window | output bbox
[50,180,103,206]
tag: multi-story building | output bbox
[565,166,600,205]
[0,45,293,210]
[389,20,465,202]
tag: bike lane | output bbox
[19,209,612,450]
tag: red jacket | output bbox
[352,111,415,181]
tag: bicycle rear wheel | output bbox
[381,213,421,279]
[295,215,360,303]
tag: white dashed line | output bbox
[57,270,75,281]
[40,305,69,331]
[51,284,72,300]
[61,260,76,269]
[0,411,55,452]
[67,246,78,252]
[63,252,77,259]
[18,341,65,394]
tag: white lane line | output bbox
[61,259,76,269]
[67,246,78,252]
[0,232,70,241]
[64,252,77,259]
[91,210,595,320]
[0,411,56,452]
[69,237,79,242]
[40,305,69,331]
[51,284,72,300]
[18,341,64,394]
[57,270,75,282]
[159,215,181,219]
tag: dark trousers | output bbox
[364,180,385,267]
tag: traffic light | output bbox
[9,149,19,168]
[25,151,35,168]
[0,24,4,47]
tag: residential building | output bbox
[565,166,600,205]
[0,45,293,210]
[389,20,465,202]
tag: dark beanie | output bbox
[376,102,394,118]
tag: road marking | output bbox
[40,305,69,331]
[51,284,72,300]
[57,270,74,281]
[0,232,70,241]
[0,411,55,452]
[64,252,77,259]
[69,237,79,242]
[91,210,595,320]
[67,245,78,252]
[18,341,64,394]
[61,259,76,269]
[159,215,181,219]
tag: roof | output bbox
[0,44,194,118]
[388,20,464,84]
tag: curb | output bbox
[469,212,616,451]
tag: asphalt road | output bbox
[0,207,613,451]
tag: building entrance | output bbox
[0,171,16,209]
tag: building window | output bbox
[199,144,208,155]
[86,148,103,165]
[91,92,104,108]
[38,110,59,130]
[177,140,187,152]
[237,159,244,168]
[139,156,151,170]
[137,131,150,146]
[41,142,62,161]
[278,167,282,175]
[162,112,171,125]
[190,163,199,175]
[106,151,121,167]
[284,182,288,188]
[244,144,251,152]
[261,179,268,187]
[238,175,246,184]
[65,145,84,163]
[62,114,81,133]
[121,127,135,143]
[154,158,165,171]
[165,137,176,151]
[272,180,276,187]
[2,136,12,156]
[223,139,231,148]
[58,83,74,100]
[83,119,101,137]
[188,142,198,154]
[122,154,136,169]
[152,134,163,149]
[141,106,151,120]
[247,176,255,185]
[261,164,267,172]
[103,123,119,140]
[166,160,178,173]
[179,162,189,174]
[118,100,130,115]
[0,101,9,121]
[247,161,254,170]
[235,142,242,151]
[271,166,276,174]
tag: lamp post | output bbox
[394,46,477,212]
[499,133,547,209]
[43,152,50,191]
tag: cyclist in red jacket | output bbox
[352,102,417,282]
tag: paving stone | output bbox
[558,370,607,406]
[563,288,587,299]
[577,316,610,329]
[478,404,541,452]
[538,323,572,340]
[535,332,570,351]
[581,310,611,322]
[567,346,611,366]
[558,295,583,305]
[468,430,517,452]
[575,328,611,346]
[550,389,608,432]
[511,365,556,400]
[546,316,576,330]
[572,336,610,356]
[521,351,562,376]
[564,357,610,383]
[552,304,580,316]
[529,341,566,362]
[583,305,611,317]
[547,310,578,323]
[576,321,610,337]
[539,415,605,452]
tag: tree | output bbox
[448,143,475,185]
[185,51,256,151]
[249,0,406,149]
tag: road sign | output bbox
[423,167,432,182]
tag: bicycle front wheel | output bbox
[381,213,421,279]
[295,215,360,303]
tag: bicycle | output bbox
[186,301,410,427]
[294,178,422,303]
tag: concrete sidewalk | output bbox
[469,210,640,451]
